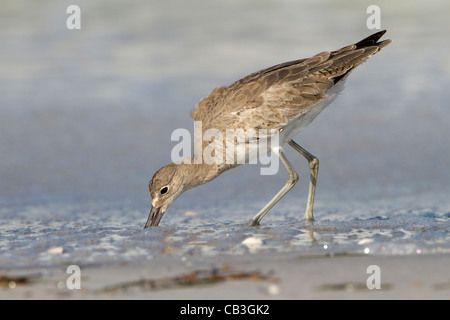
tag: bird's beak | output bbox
[144,206,164,228]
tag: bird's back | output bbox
[191,30,391,134]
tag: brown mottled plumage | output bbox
[145,30,391,228]
[191,30,390,132]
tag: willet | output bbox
[145,30,391,228]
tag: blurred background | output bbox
[0,0,449,266]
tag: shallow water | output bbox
[1,195,448,269]
[1,0,450,268]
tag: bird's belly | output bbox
[223,88,342,164]
[279,91,340,145]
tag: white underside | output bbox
[278,89,341,146]
[243,80,346,164]
[209,79,347,165]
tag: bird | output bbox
[145,30,391,228]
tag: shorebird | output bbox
[145,30,391,228]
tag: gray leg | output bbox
[248,148,298,226]
[288,140,318,223]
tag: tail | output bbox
[353,30,392,51]
[326,30,392,83]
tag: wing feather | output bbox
[191,31,391,132]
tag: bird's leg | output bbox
[288,139,318,224]
[248,148,298,227]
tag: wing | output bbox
[191,30,391,132]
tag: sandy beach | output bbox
[2,252,449,300]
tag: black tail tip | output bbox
[355,30,388,48]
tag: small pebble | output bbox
[184,211,199,217]
[267,284,280,295]
[358,238,374,245]
[47,247,64,254]
[241,237,263,251]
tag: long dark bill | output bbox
[144,206,164,228]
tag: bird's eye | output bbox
[160,186,169,195]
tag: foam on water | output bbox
[1,196,449,268]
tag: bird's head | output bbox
[144,163,187,228]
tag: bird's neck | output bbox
[178,158,232,190]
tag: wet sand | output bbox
[2,252,449,300]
